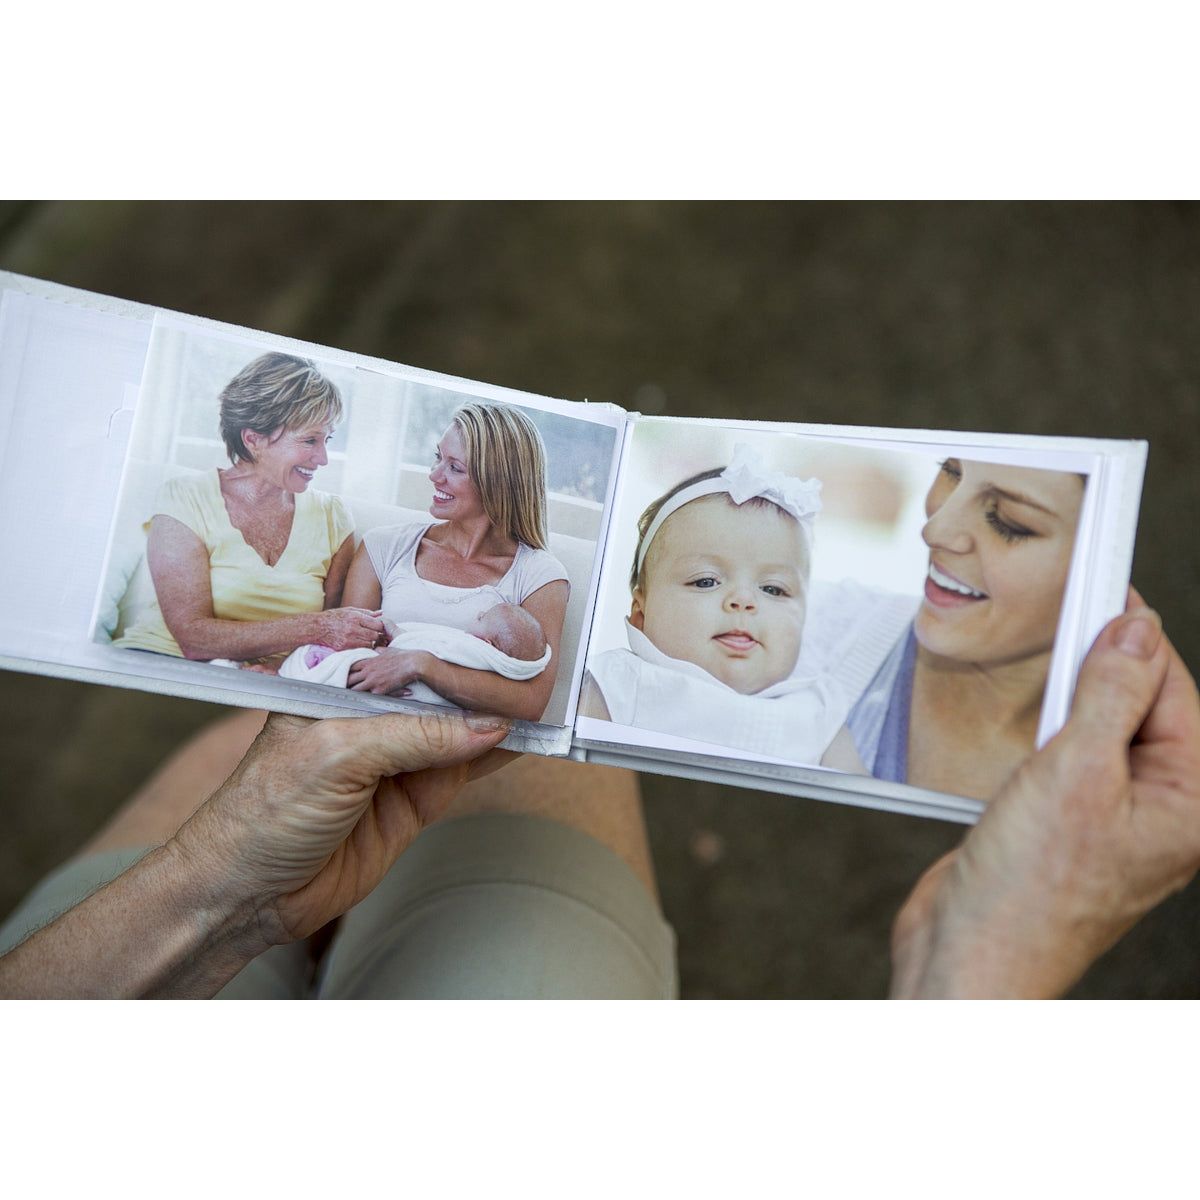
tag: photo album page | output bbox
[574,415,1144,816]
[0,277,625,754]
[0,272,1146,814]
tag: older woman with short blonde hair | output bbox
[116,352,385,663]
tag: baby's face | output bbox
[633,497,808,694]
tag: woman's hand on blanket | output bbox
[170,710,511,946]
[347,648,434,695]
[313,606,388,652]
[891,598,1200,999]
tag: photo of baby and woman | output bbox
[580,419,1088,801]
[92,320,622,729]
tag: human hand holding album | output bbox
[890,596,1200,998]
[175,709,512,946]
[0,709,510,997]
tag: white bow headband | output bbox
[635,443,823,577]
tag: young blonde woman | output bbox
[342,402,570,723]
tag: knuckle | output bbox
[1091,654,1150,701]
[1077,660,1151,725]
[416,713,460,759]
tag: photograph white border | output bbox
[578,412,1139,784]
[89,313,627,736]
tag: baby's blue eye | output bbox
[760,584,789,597]
[688,577,719,589]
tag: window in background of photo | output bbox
[342,378,613,540]
[139,328,614,541]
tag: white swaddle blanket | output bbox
[278,620,552,705]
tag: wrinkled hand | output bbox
[314,606,387,651]
[170,710,510,946]
[348,648,433,695]
[892,600,1200,998]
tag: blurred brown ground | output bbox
[1,201,1197,998]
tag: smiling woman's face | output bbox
[428,424,487,525]
[242,422,334,493]
[914,458,1085,667]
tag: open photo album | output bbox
[0,272,1146,823]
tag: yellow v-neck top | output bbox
[115,469,354,658]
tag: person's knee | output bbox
[456,754,641,811]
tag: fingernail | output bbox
[465,713,511,734]
[1115,608,1161,659]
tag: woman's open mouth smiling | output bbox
[432,489,454,504]
[925,561,988,608]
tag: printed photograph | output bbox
[93,321,621,728]
[580,418,1088,800]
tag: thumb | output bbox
[1066,608,1168,747]
[320,711,511,780]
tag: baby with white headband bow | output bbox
[582,444,862,766]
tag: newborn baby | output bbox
[279,601,551,705]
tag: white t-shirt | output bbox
[363,522,568,630]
